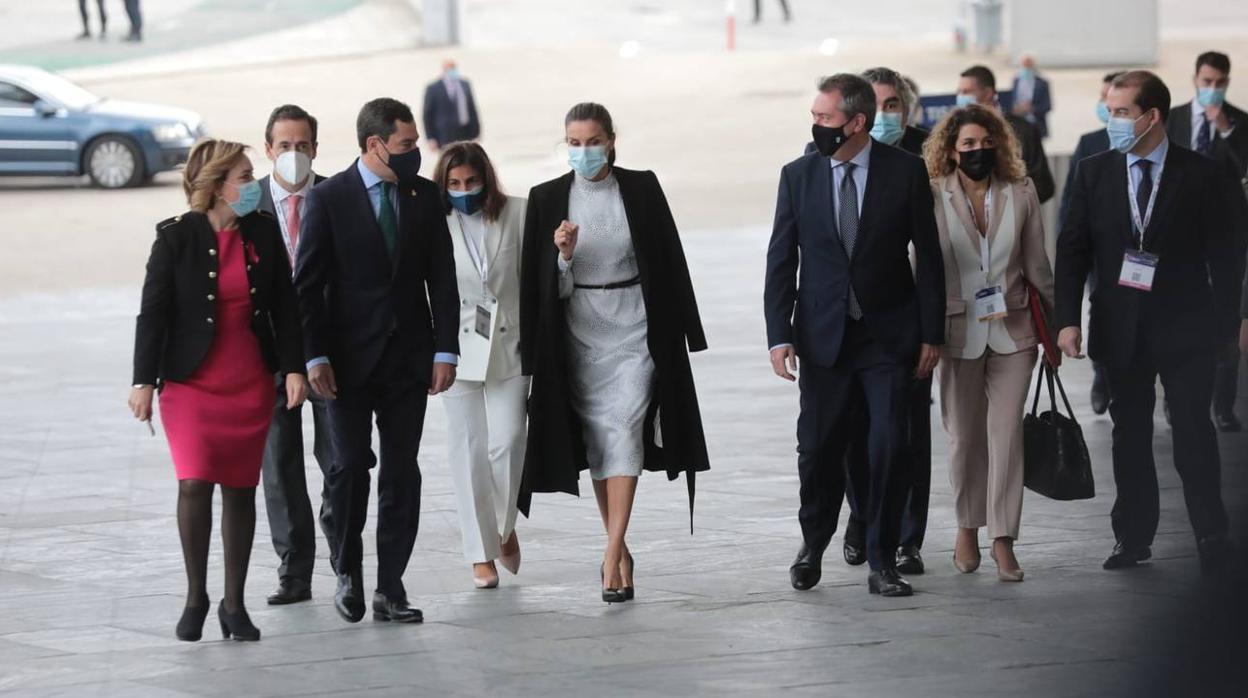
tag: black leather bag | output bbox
[1023,361,1095,500]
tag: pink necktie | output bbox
[286,194,302,263]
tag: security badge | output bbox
[974,285,1008,322]
[475,304,491,339]
[1118,250,1158,291]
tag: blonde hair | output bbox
[183,139,248,213]
[922,104,1026,182]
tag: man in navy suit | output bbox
[294,97,460,624]
[1011,55,1052,140]
[422,60,481,152]
[765,73,945,597]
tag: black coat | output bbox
[1056,143,1247,368]
[1005,112,1055,204]
[765,143,946,368]
[1059,128,1110,231]
[132,210,304,386]
[1168,100,1248,176]
[519,167,709,521]
[293,161,460,387]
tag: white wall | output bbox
[1008,0,1158,67]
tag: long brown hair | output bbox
[922,104,1026,182]
[183,139,248,213]
[432,141,507,222]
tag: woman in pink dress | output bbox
[128,139,308,642]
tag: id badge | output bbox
[474,305,492,339]
[1118,250,1158,291]
[974,285,1008,322]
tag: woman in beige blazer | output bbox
[432,142,528,589]
[923,105,1055,582]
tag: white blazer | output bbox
[446,195,527,382]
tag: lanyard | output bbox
[1127,159,1163,249]
[963,185,994,284]
[455,211,494,295]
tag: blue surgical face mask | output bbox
[1018,68,1035,81]
[1095,101,1111,125]
[448,185,484,215]
[1106,112,1152,153]
[568,145,609,179]
[1197,86,1227,107]
[955,93,977,108]
[446,67,460,82]
[227,179,262,217]
[869,111,905,146]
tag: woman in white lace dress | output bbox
[520,103,710,603]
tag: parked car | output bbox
[0,64,204,188]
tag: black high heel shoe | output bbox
[175,595,210,641]
[621,552,636,602]
[218,601,261,641]
[601,564,626,604]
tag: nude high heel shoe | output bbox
[499,531,521,576]
[473,562,499,589]
[991,540,1024,582]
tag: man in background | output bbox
[422,60,481,152]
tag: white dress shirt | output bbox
[269,173,314,264]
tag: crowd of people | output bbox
[127,51,1247,640]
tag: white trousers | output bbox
[440,373,530,564]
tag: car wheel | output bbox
[86,136,144,189]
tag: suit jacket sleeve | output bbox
[1035,79,1052,119]
[764,166,799,348]
[519,186,543,375]
[1059,136,1089,231]
[292,186,332,363]
[1055,160,1092,330]
[133,226,174,385]
[1025,125,1056,204]
[648,171,707,352]
[910,160,946,344]
[422,84,439,144]
[1206,157,1248,337]
[424,194,461,357]
[268,229,306,376]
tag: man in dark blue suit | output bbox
[1011,55,1052,139]
[765,74,945,597]
[294,98,460,624]
[422,60,481,152]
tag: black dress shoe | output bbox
[1103,542,1152,570]
[175,595,210,642]
[1090,367,1110,415]
[1214,410,1242,433]
[790,541,827,591]
[1197,536,1236,577]
[621,552,636,602]
[267,577,311,605]
[843,522,867,567]
[218,602,260,641]
[372,592,423,623]
[896,546,925,575]
[334,572,366,623]
[868,568,914,597]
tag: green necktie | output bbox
[377,181,398,258]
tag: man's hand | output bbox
[429,362,456,395]
[915,343,940,379]
[309,363,338,400]
[285,373,309,410]
[770,345,798,382]
[1206,102,1232,133]
[1057,326,1085,359]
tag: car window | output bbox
[0,81,40,108]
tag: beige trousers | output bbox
[938,348,1037,540]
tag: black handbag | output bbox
[1023,360,1095,500]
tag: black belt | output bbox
[574,276,641,291]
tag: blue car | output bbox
[0,64,204,188]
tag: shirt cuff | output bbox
[434,352,459,366]
[557,254,572,273]
[307,356,330,371]
[769,343,794,352]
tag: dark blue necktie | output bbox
[1196,116,1213,156]
[1134,159,1152,245]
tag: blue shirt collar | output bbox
[357,158,386,190]
[1126,135,1168,170]
[831,137,872,171]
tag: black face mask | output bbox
[380,142,422,185]
[812,124,848,157]
[957,147,996,181]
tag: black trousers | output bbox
[78,0,106,29]
[797,320,913,571]
[123,0,141,32]
[843,376,933,550]
[260,376,335,583]
[1105,344,1228,547]
[325,338,427,599]
[1212,340,1241,416]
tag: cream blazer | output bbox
[932,174,1055,360]
[446,195,527,382]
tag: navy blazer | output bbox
[422,78,481,146]
[765,142,945,368]
[1056,144,1246,368]
[293,160,460,387]
[1012,75,1052,139]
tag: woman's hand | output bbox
[129,385,154,422]
[285,373,309,410]
[554,220,579,260]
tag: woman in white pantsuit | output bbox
[433,142,528,589]
[923,105,1055,582]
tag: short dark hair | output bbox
[1196,51,1231,75]
[565,102,618,166]
[1102,71,1126,84]
[817,73,877,129]
[432,141,508,222]
[265,104,318,145]
[960,65,997,92]
[356,97,415,152]
[1111,70,1171,123]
